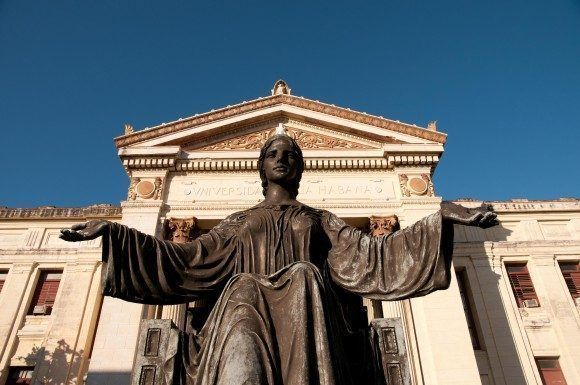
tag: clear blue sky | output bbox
[1,1,579,207]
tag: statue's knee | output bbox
[288,261,319,282]
[226,274,260,306]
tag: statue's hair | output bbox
[257,135,305,197]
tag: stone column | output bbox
[400,204,480,385]
[367,215,401,320]
[86,196,165,385]
[158,217,200,331]
[0,263,36,381]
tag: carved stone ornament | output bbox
[128,177,140,200]
[369,215,400,237]
[199,127,372,151]
[421,174,435,196]
[128,177,164,200]
[271,80,291,95]
[399,174,410,197]
[164,217,200,243]
[154,177,164,200]
[399,174,434,197]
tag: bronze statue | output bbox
[60,133,497,385]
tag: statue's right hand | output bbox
[59,220,109,242]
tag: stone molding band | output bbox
[0,205,122,219]
[122,155,440,171]
[115,94,447,148]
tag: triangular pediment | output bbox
[182,118,395,152]
[115,93,446,151]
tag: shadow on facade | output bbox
[19,339,84,385]
[467,223,529,385]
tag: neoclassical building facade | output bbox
[1,82,578,385]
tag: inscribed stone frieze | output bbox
[167,174,396,203]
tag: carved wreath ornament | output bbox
[399,174,434,197]
[128,177,164,200]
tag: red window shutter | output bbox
[455,269,481,349]
[6,367,34,385]
[536,358,568,385]
[506,264,539,307]
[28,270,62,315]
[559,262,580,301]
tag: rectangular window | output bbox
[27,270,62,315]
[506,263,540,307]
[536,358,568,385]
[6,366,34,385]
[455,269,482,349]
[0,270,8,293]
[558,261,580,302]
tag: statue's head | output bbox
[257,134,304,197]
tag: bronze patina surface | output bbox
[61,134,497,385]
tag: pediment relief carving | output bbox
[197,126,374,150]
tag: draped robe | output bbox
[101,204,454,385]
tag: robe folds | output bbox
[101,204,454,385]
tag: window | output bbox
[506,263,539,307]
[558,261,580,302]
[0,270,8,293]
[456,269,482,349]
[536,358,568,385]
[6,366,34,385]
[28,270,62,315]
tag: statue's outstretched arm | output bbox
[60,220,238,304]
[324,203,498,300]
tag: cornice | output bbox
[453,198,580,213]
[114,94,447,148]
[0,204,122,220]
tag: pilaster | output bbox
[0,263,36,382]
[32,261,100,385]
[86,190,166,385]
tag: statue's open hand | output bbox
[59,220,109,242]
[441,202,499,229]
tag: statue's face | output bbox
[262,139,300,184]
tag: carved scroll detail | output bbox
[399,174,410,197]
[421,174,435,197]
[128,178,140,200]
[154,177,164,200]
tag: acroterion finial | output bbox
[427,121,437,131]
[124,124,134,134]
[272,80,291,96]
[275,123,289,136]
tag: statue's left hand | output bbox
[59,220,110,242]
[441,202,499,229]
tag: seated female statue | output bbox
[60,132,497,385]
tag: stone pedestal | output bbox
[131,319,180,385]
[370,318,411,385]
